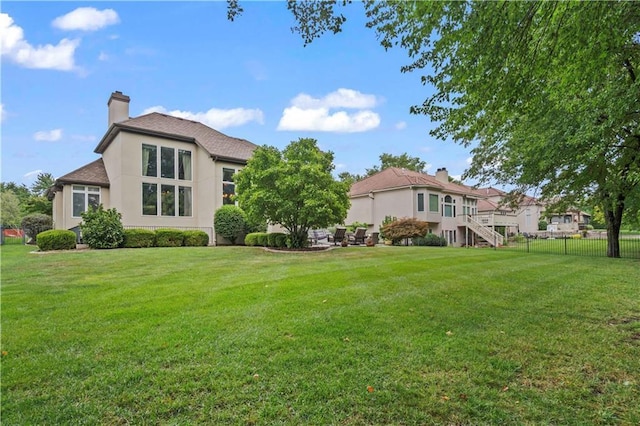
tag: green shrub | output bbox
[36,229,76,251]
[347,221,368,232]
[21,213,52,242]
[214,205,247,244]
[268,232,287,248]
[256,232,269,247]
[379,215,396,241]
[155,229,185,247]
[122,229,155,248]
[538,220,548,231]
[80,205,124,249]
[183,230,209,246]
[245,233,260,246]
[413,233,447,247]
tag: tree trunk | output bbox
[604,199,624,258]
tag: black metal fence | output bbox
[502,233,640,259]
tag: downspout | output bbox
[211,156,218,245]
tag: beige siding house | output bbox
[50,91,257,244]
[346,167,502,247]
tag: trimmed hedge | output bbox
[122,229,156,248]
[269,232,288,248]
[245,232,288,248]
[155,229,185,247]
[36,229,77,251]
[412,234,448,247]
[245,233,259,246]
[184,230,209,246]
[256,232,269,247]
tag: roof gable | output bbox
[95,112,257,163]
[56,158,109,187]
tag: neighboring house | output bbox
[544,208,591,232]
[346,167,503,247]
[473,187,544,235]
[50,91,257,243]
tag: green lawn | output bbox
[2,245,639,424]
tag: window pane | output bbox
[161,184,175,216]
[429,194,439,212]
[178,150,191,180]
[88,193,100,210]
[223,182,235,205]
[73,192,85,217]
[179,186,192,216]
[222,168,235,182]
[444,205,453,217]
[142,144,157,177]
[417,193,424,212]
[142,183,157,215]
[161,147,175,179]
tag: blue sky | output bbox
[1,2,474,186]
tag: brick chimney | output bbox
[435,167,449,183]
[108,91,130,126]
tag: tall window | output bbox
[142,183,158,215]
[161,147,175,179]
[72,186,100,217]
[443,195,456,217]
[161,184,175,216]
[429,194,439,213]
[223,168,235,205]
[179,186,192,216]
[142,144,157,177]
[178,149,192,180]
[417,193,425,212]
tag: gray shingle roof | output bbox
[56,158,109,187]
[95,112,257,163]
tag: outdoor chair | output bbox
[350,227,367,245]
[329,227,347,245]
[309,229,330,245]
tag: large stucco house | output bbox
[345,167,505,247]
[50,91,257,243]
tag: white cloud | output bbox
[98,51,109,61]
[23,169,42,179]
[52,7,120,32]
[395,121,407,130]
[142,106,264,130]
[34,129,63,141]
[0,103,5,122]
[278,106,380,133]
[466,156,473,165]
[278,88,381,133]
[424,163,433,171]
[291,88,379,109]
[1,13,80,71]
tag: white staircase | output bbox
[465,215,504,247]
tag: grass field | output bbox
[2,245,639,424]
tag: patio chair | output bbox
[329,227,347,245]
[350,227,367,245]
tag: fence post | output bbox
[526,237,529,253]
[564,235,567,255]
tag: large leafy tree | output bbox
[235,138,350,248]
[229,0,639,257]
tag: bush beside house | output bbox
[80,206,125,249]
[36,230,76,251]
[21,213,52,243]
